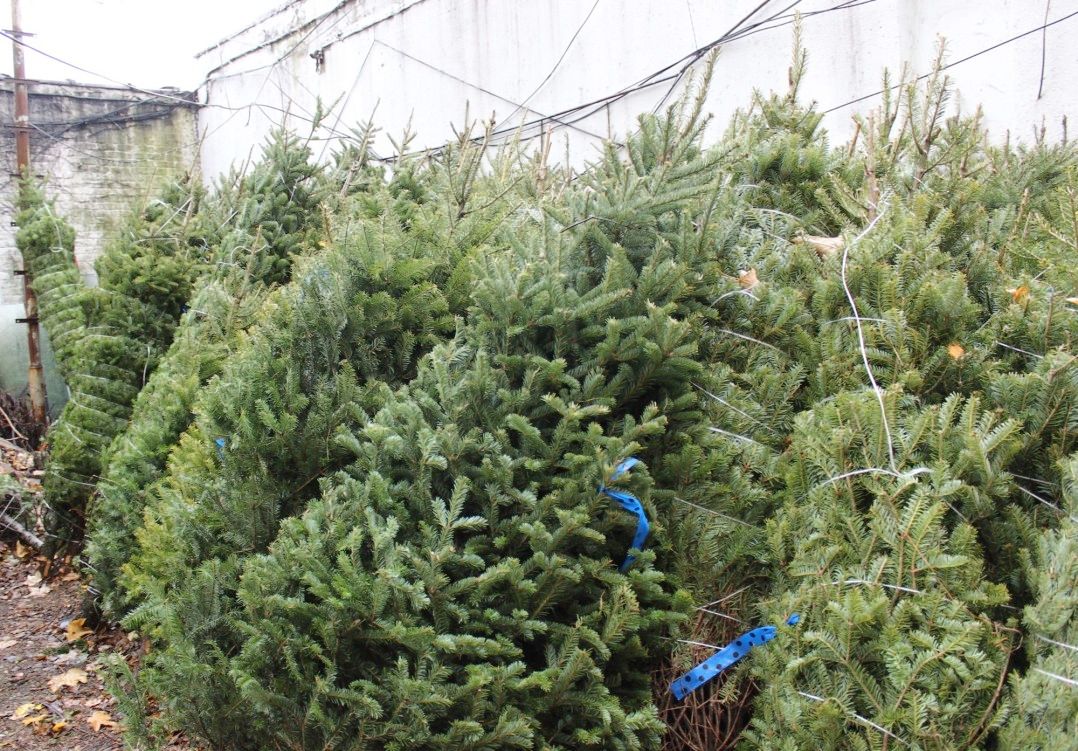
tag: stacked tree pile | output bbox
[17,59,1076,750]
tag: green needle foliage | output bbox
[43,48,1075,751]
[125,110,730,748]
[85,129,327,612]
[998,456,1078,751]
[15,179,83,377]
[41,179,213,550]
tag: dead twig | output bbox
[0,401,28,443]
[1,510,44,549]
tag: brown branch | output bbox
[1,510,44,549]
[0,402,28,443]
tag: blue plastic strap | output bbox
[214,437,226,458]
[599,458,650,572]
[670,614,800,700]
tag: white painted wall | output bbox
[0,81,198,403]
[196,0,1078,180]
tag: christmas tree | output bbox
[85,129,327,612]
[15,180,82,377]
[40,49,1074,750]
[40,178,213,549]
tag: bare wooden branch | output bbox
[1,510,44,549]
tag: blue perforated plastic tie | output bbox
[670,613,800,700]
[599,457,650,572]
[214,437,226,458]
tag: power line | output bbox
[823,7,1078,113]
[499,0,602,125]
[0,28,357,142]
[372,39,608,143]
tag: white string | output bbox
[796,691,909,745]
[697,606,745,623]
[1014,484,1078,523]
[1036,634,1078,653]
[833,579,926,595]
[709,427,766,447]
[1032,668,1078,688]
[672,496,758,528]
[717,327,784,353]
[817,466,931,488]
[839,208,894,472]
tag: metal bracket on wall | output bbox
[13,269,26,276]
[14,317,38,324]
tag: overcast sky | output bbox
[1,0,269,89]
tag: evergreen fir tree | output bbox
[85,130,327,611]
[42,179,213,549]
[48,49,1077,751]
[15,180,83,377]
[118,106,740,748]
[998,455,1078,751]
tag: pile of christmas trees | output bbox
[17,56,1076,750]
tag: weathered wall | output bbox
[196,0,1078,179]
[0,79,199,404]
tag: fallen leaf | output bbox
[1009,284,1030,304]
[61,571,80,582]
[65,617,93,642]
[14,541,29,558]
[48,667,89,693]
[25,572,42,587]
[21,712,48,727]
[0,638,16,650]
[83,696,105,708]
[55,649,87,665]
[947,343,965,360]
[27,584,52,597]
[738,268,759,289]
[797,233,845,259]
[87,710,119,732]
[50,720,67,733]
[13,702,41,719]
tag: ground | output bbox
[1,436,183,751]
[0,541,126,750]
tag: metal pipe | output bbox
[10,0,48,427]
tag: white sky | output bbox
[1,0,271,89]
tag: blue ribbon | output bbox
[599,457,650,572]
[670,613,800,700]
[214,437,226,458]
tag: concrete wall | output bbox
[0,80,199,404]
[196,0,1078,179]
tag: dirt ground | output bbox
[0,429,197,751]
[0,541,127,750]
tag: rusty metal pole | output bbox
[10,0,48,426]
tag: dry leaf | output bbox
[25,572,42,587]
[13,702,41,719]
[1009,284,1030,304]
[27,584,52,597]
[48,667,89,693]
[0,638,16,650]
[947,343,966,360]
[61,571,80,582]
[55,649,87,665]
[738,268,759,289]
[87,710,119,732]
[50,720,67,733]
[22,712,48,728]
[797,233,845,259]
[65,618,93,642]
[15,540,29,558]
[83,696,105,708]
